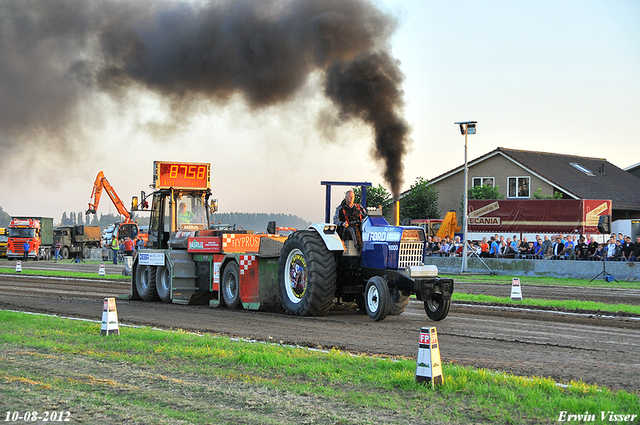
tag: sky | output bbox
[1,0,638,225]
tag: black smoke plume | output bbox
[0,0,409,197]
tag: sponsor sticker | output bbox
[138,252,165,266]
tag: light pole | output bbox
[454,121,477,273]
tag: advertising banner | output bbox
[467,199,612,234]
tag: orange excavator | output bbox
[86,171,145,245]
[435,211,461,240]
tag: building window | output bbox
[472,177,494,187]
[570,163,595,176]
[508,177,530,198]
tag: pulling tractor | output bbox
[130,163,453,322]
[278,181,453,321]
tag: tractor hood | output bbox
[361,216,426,270]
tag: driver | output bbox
[333,190,367,251]
[178,203,195,224]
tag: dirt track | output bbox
[1,264,639,392]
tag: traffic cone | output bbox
[100,297,119,335]
[15,261,22,273]
[98,262,106,276]
[415,327,443,387]
[510,278,523,300]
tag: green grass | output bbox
[442,273,640,290]
[0,267,128,280]
[0,310,638,424]
[452,293,640,315]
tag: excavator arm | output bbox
[86,171,132,222]
[435,211,461,240]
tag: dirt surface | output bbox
[1,263,639,393]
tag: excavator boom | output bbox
[87,171,132,223]
[435,211,461,240]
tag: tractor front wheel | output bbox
[364,276,390,322]
[424,292,451,321]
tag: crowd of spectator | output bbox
[426,232,640,262]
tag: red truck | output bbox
[7,217,54,260]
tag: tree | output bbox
[532,187,563,199]
[399,177,439,222]
[353,184,391,209]
[460,184,503,217]
[468,184,503,200]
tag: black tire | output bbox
[222,261,241,309]
[364,276,390,321]
[388,290,410,316]
[155,266,172,303]
[61,246,69,259]
[424,292,451,321]
[135,265,158,301]
[278,230,336,316]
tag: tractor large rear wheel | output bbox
[278,230,336,316]
[136,265,159,301]
[424,292,451,321]
[388,290,410,315]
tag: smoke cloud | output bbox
[0,0,409,197]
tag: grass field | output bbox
[1,311,638,425]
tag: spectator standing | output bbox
[54,240,62,261]
[123,237,134,257]
[518,237,529,257]
[439,238,451,256]
[510,235,519,251]
[136,237,145,251]
[488,237,499,258]
[575,237,589,260]
[561,237,575,259]
[541,235,553,259]
[23,240,30,261]
[479,237,489,257]
[552,237,564,259]
[111,237,119,265]
[587,236,599,258]
[631,236,640,261]
[605,238,617,260]
[621,236,633,261]
[594,244,605,260]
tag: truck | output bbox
[53,225,102,259]
[6,217,54,260]
[130,161,454,322]
[0,228,7,258]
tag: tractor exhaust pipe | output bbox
[392,200,400,226]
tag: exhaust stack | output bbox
[392,200,400,226]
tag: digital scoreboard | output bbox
[153,161,210,189]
